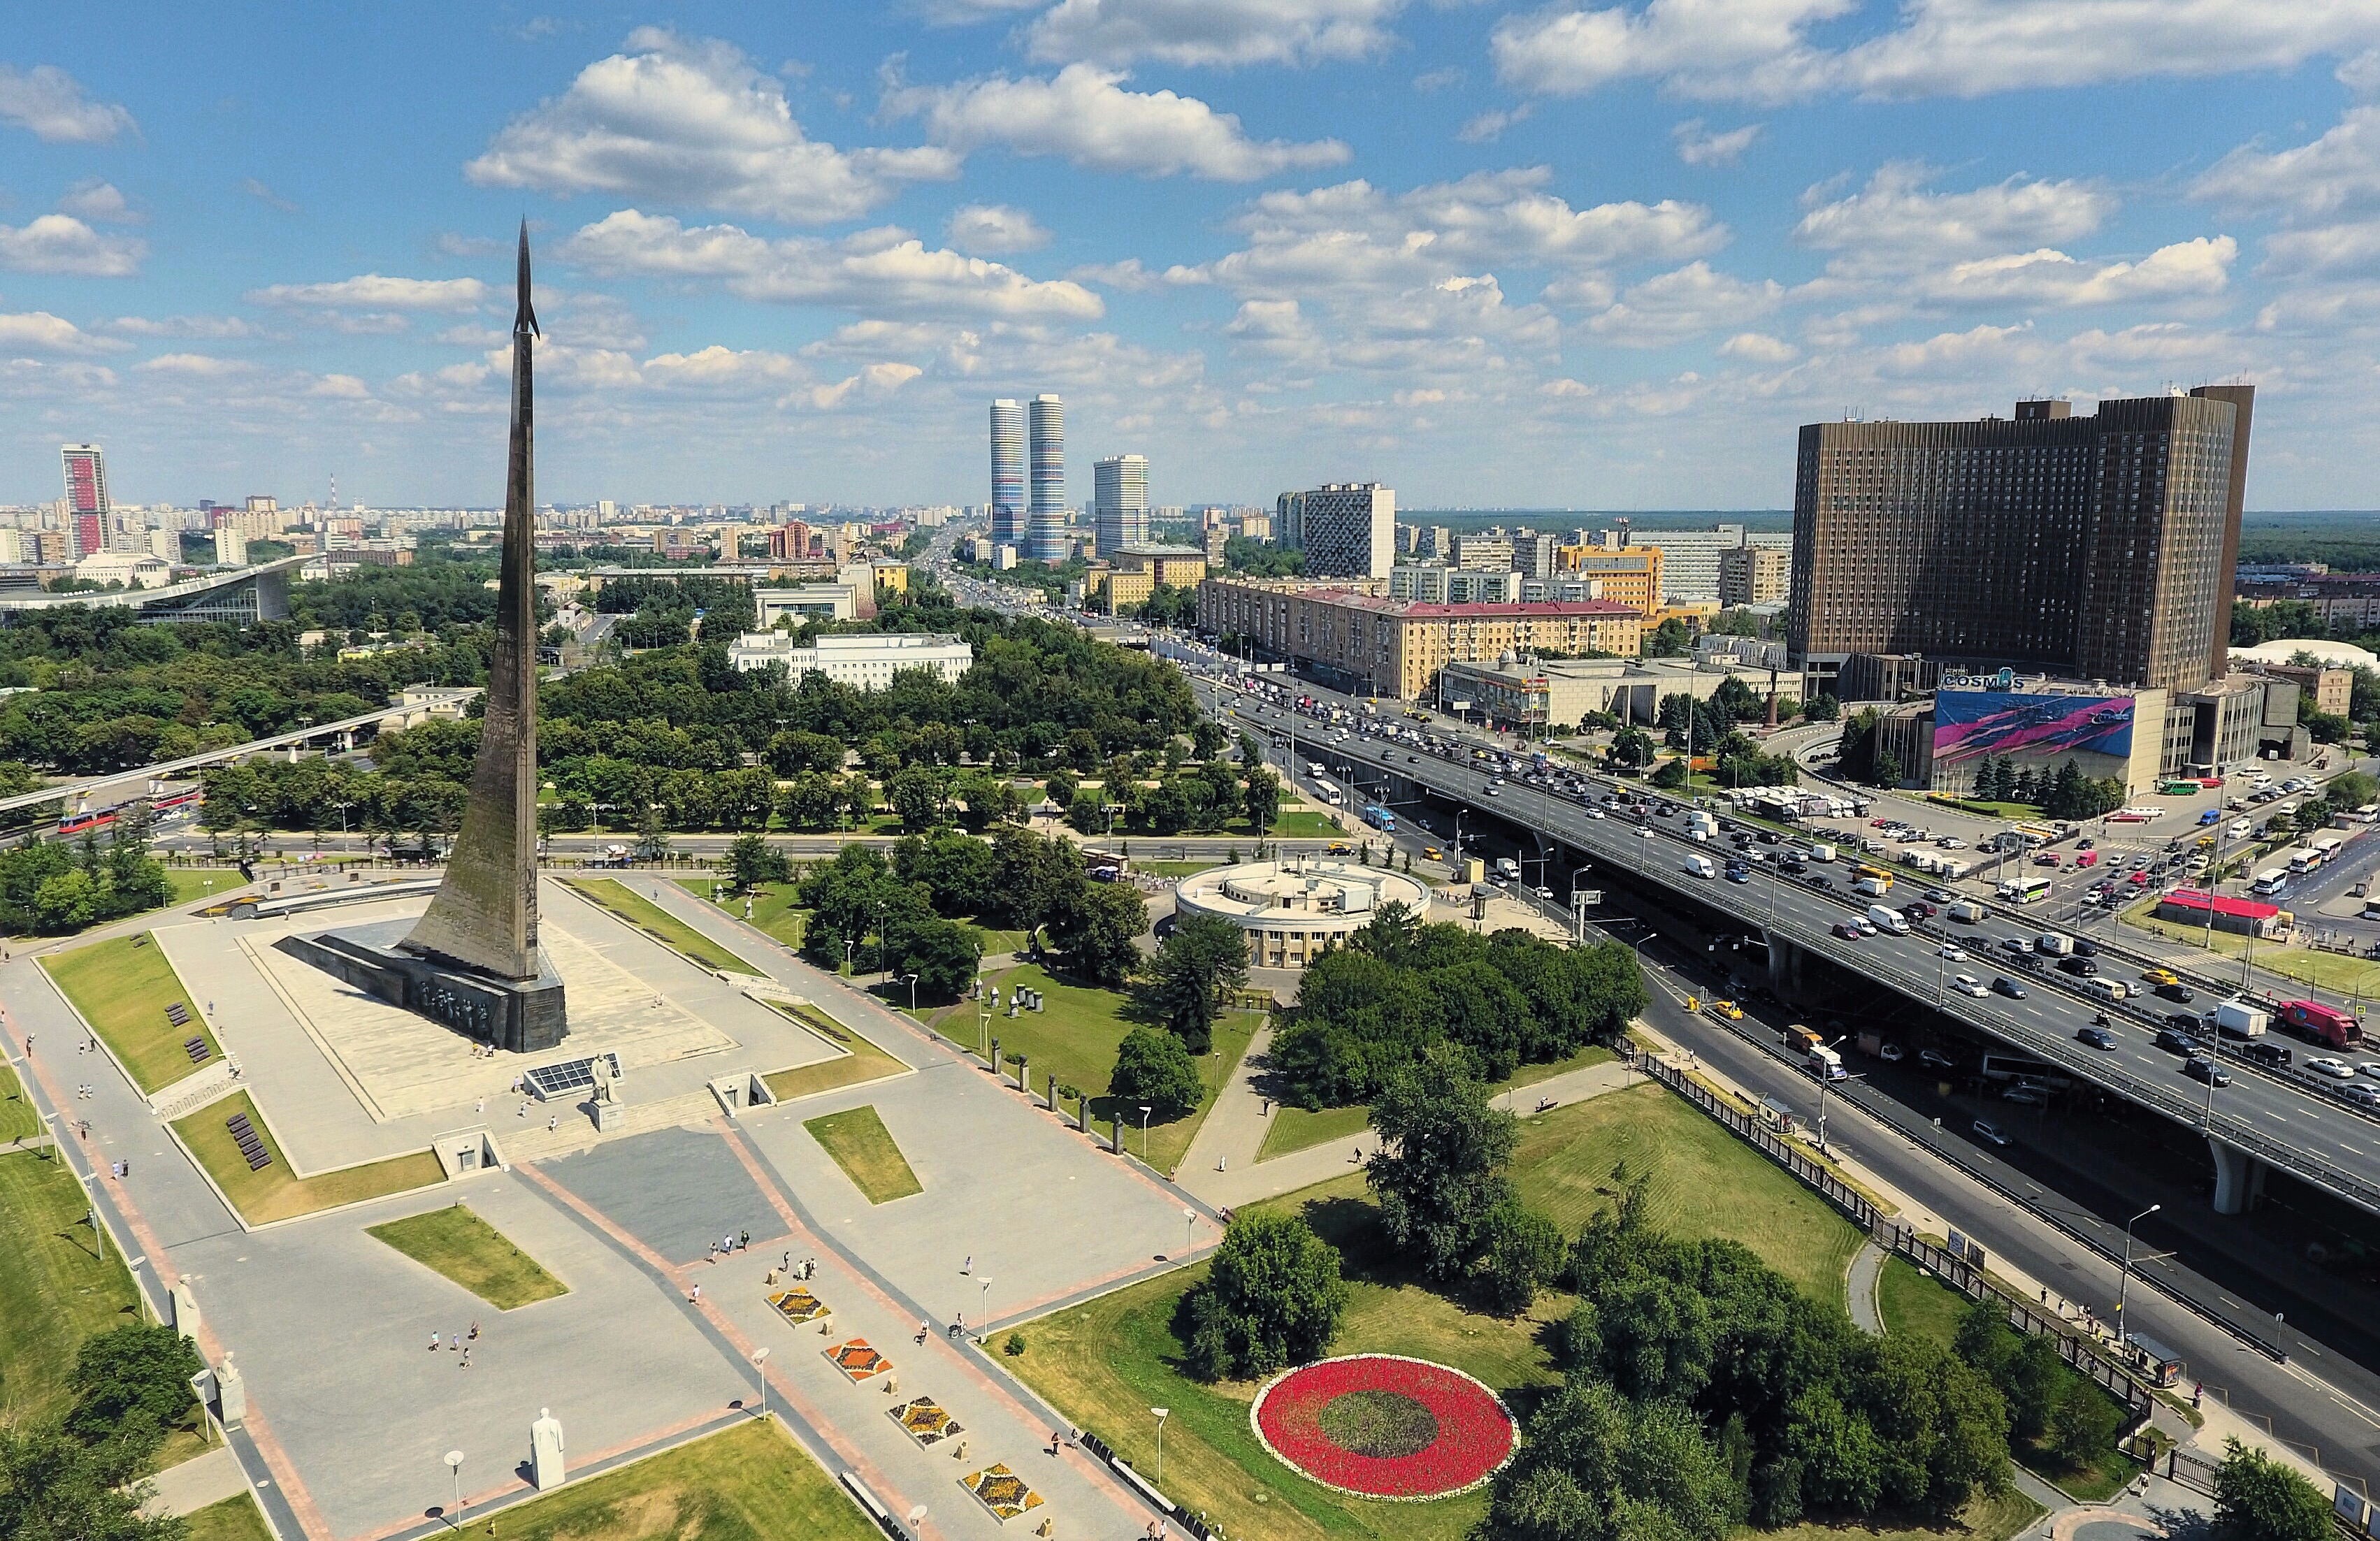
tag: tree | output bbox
[1181,1210,1348,1381]
[65,1326,200,1447]
[1141,912,1250,1052]
[886,765,946,832]
[1367,1042,1517,1282]
[0,1421,185,1541]
[1870,750,1902,788]
[726,832,789,892]
[897,917,983,1003]
[1647,616,1692,657]
[1242,766,1282,832]
[2330,769,2378,810]
[1650,758,1689,789]
[1609,728,1656,769]
[1469,1198,1566,1316]
[1110,1025,1204,1119]
[1804,693,1840,722]
[1044,879,1148,987]
[2213,1439,2332,1541]
[2046,1380,2120,1473]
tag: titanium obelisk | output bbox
[276,226,564,1052]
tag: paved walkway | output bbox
[1177,1022,1276,1180]
[1846,1240,1886,1334]
[140,1446,250,1518]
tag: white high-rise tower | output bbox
[1027,394,1066,563]
[1094,454,1148,555]
[988,399,1025,549]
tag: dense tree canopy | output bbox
[1180,1210,1348,1382]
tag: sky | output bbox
[5,3,2380,512]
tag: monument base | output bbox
[273,932,568,1053]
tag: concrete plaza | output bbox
[3,871,1222,1541]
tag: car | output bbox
[2077,1026,2118,1050]
[1992,976,2029,999]
[1486,787,1500,797]
[1407,753,1421,763]
[2032,853,2062,867]
[1937,943,1968,960]
[2000,936,2034,955]
[1327,841,1353,855]
[1422,846,1443,860]
[2184,1057,2232,1087]
[2309,1057,2358,1080]
[1709,999,1743,1020]
[2072,938,2099,957]
[2242,1041,2293,1069]
[1953,974,1990,997]
[1855,918,1878,935]
[1877,1043,1905,1062]
[2155,1027,2201,1055]
[2154,982,2195,1003]
[2139,967,2180,987]
[1903,900,1938,918]
[2344,1085,2380,1110]
[1586,806,1606,819]
[1971,1119,2012,1147]
[2058,956,2100,976]
[1832,921,1863,940]
[1725,867,1751,883]
[2001,1083,2048,1105]
[1636,827,1653,839]
[2358,1062,2380,1080]
[2128,870,2151,885]
[1925,887,1956,904]
[1807,874,1834,890]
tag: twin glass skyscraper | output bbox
[989,394,1069,561]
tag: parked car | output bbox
[1992,977,2029,999]
[1877,1043,1905,1063]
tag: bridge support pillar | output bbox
[1764,928,1806,999]
[2207,1137,2266,1215]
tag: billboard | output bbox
[1933,690,2134,765]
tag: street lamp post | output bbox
[1139,1104,1153,1159]
[751,1346,770,1419]
[900,972,919,1013]
[2114,1203,2161,1336]
[444,1450,465,1530]
[1151,1408,1169,1483]
[978,1277,992,1343]
[1183,1206,1197,1255]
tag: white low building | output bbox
[74,551,174,589]
[728,630,974,688]
[1172,858,1432,970]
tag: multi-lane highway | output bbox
[1193,672,2380,1219]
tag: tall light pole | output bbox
[1139,1104,1153,1159]
[900,972,919,1013]
[1183,1206,1197,1255]
[2115,1203,2160,1335]
[978,1276,993,1343]
[1151,1408,1169,1483]
[444,1450,465,1530]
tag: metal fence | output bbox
[1643,1056,1880,1228]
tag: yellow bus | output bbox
[1852,864,1894,896]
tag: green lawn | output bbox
[172,1092,443,1225]
[1257,1045,1620,1164]
[956,962,1256,1174]
[463,1417,878,1541]
[0,1057,40,1143]
[41,933,221,1094]
[758,1000,908,1101]
[564,878,765,975]
[368,1203,569,1309]
[1877,1251,2134,1502]
[167,869,245,904]
[0,1149,142,1427]
[682,879,809,953]
[1760,1490,2043,1541]
[1011,1082,1871,1541]
[1267,810,1340,837]
[802,1106,922,1203]
[182,1493,275,1541]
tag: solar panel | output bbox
[525,1052,622,1099]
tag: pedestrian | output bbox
[962,1254,972,1275]
[430,1332,441,1352]
[782,1250,791,1271]
[916,1322,929,1344]
[22,1034,31,1057]
[1351,1145,1362,1164]
[518,1101,528,1117]
[449,1333,459,1351]
[461,1347,472,1369]
[476,1097,485,1115]
[740,1229,749,1250]
[1048,1430,1061,1457]
[689,1285,702,1305]
[469,1321,479,1340]
[547,1113,558,1132]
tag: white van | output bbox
[1866,904,1911,935]
[2084,976,2130,1002]
[2035,933,2073,957]
[1808,843,1837,863]
[1947,899,1985,924]
[1682,853,1716,879]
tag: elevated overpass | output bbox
[1270,716,2380,1220]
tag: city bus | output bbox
[1312,779,1345,807]
[1851,864,1894,897]
[1363,804,1397,832]
[2358,803,2379,825]
[2314,835,2345,867]
[2251,867,2288,896]
[1995,874,2053,904]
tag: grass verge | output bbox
[1877,1255,1968,1346]
[0,1149,142,1426]
[959,962,1255,1173]
[1011,1083,1870,1541]
[167,869,246,904]
[182,1493,275,1541]
[1760,1489,2043,1541]
[802,1106,922,1203]
[0,1057,39,1143]
[468,1416,877,1541]
[758,1000,907,1101]
[368,1203,569,1309]
[2125,910,2380,996]
[172,1091,442,1225]
[1257,1044,1619,1164]
[41,934,220,1095]
[565,878,764,975]
[682,878,809,954]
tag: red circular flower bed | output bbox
[1250,1354,1517,1500]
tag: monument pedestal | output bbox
[273,932,567,1053]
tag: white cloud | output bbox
[0,215,145,277]
[240,178,300,212]
[135,353,255,377]
[1719,330,1797,361]
[103,314,265,340]
[2259,222,2380,277]
[560,209,1104,320]
[466,29,951,222]
[1589,261,1782,344]
[1910,237,2235,307]
[2195,105,2380,222]
[438,232,510,259]
[1793,162,2112,272]
[0,312,131,354]
[885,64,1349,180]
[248,275,490,310]
[0,64,136,143]
[1457,106,1533,144]
[1025,0,1404,68]
[57,180,139,223]
[1672,119,1761,166]
[1492,0,2380,102]
[946,203,1053,254]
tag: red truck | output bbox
[2277,999,2363,1049]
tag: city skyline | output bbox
[6,10,2380,513]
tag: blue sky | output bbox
[5,1,2379,511]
